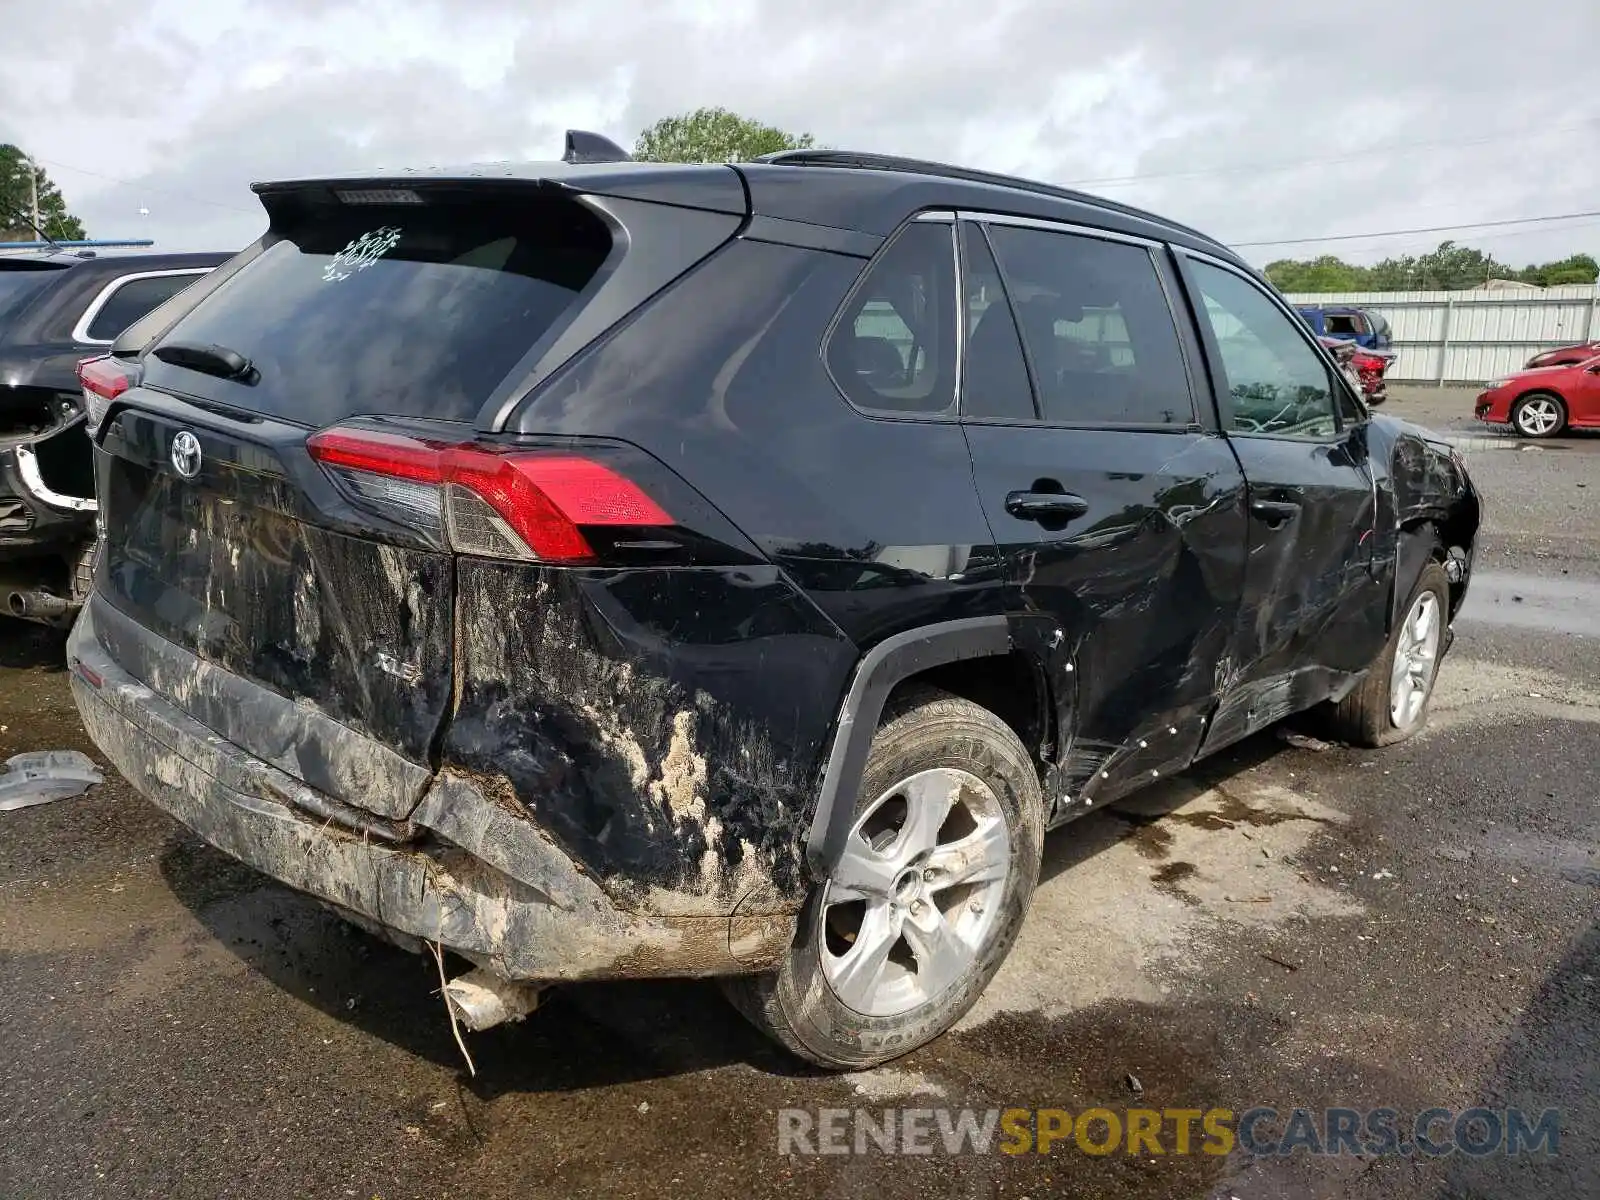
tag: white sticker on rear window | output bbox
[323,225,403,283]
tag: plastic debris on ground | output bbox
[1276,728,1335,751]
[0,751,103,812]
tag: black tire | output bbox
[1510,391,1566,439]
[723,686,1045,1069]
[1324,561,1450,747]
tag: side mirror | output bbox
[1331,419,1369,468]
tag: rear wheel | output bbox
[1324,561,1449,747]
[723,687,1044,1069]
[1511,392,1566,438]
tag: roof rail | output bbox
[757,149,1225,251]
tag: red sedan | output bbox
[1475,354,1600,437]
[1526,340,1600,369]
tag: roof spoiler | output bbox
[562,130,632,165]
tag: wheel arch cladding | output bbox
[804,616,1015,876]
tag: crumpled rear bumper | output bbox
[67,598,794,982]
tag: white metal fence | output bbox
[1284,286,1599,385]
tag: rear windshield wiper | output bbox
[150,341,258,384]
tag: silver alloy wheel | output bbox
[1390,590,1442,730]
[1515,395,1562,436]
[819,767,1011,1017]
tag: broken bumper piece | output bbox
[67,602,794,982]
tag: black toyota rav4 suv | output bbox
[70,135,1479,1068]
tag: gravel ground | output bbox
[0,395,1594,1199]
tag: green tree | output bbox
[1266,241,1599,293]
[1366,255,1418,291]
[1517,253,1598,287]
[633,107,815,163]
[1405,240,1511,289]
[1264,255,1369,292]
[0,145,86,242]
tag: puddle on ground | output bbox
[1125,821,1174,860]
[1150,861,1201,907]
[1166,790,1335,831]
[1150,861,1197,886]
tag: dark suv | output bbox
[68,136,1479,1068]
[0,248,226,622]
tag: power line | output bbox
[1286,218,1600,260]
[30,156,256,214]
[1066,118,1600,190]
[1230,209,1600,249]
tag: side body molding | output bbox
[806,616,1013,874]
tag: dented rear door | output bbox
[956,218,1249,802]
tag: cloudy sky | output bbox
[3,0,1596,267]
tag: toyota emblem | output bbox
[170,431,203,479]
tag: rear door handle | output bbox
[1249,498,1300,527]
[1005,491,1090,522]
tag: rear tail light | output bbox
[307,426,672,562]
[77,355,132,435]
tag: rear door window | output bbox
[82,272,206,342]
[143,193,612,426]
[982,225,1194,426]
[826,221,957,416]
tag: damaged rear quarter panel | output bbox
[444,559,858,916]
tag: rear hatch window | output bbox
[141,191,612,426]
[0,262,67,323]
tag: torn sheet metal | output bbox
[0,750,102,811]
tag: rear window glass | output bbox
[0,266,63,322]
[144,194,612,425]
[85,273,205,341]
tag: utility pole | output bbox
[28,157,38,232]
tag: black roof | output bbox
[758,150,1227,248]
[252,149,1244,266]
